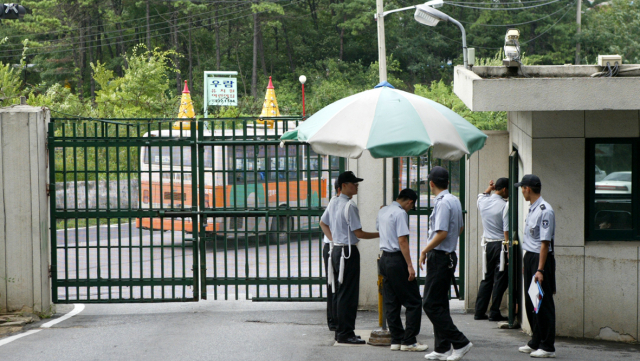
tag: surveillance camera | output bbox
[503,28,521,67]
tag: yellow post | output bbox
[257,76,280,128]
[173,80,196,130]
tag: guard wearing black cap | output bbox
[319,171,379,344]
[377,188,428,352]
[420,166,472,361]
[514,174,556,358]
[321,179,341,331]
[474,178,509,321]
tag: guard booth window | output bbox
[587,140,637,241]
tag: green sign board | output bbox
[204,71,238,117]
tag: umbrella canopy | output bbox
[281,85,487,160]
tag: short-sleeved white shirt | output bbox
[376,201,410,252]
[477,193,509,240]
[523,196,555,253]
[320,194,362,245]
[429,190,464,253]
[321,196,338,244]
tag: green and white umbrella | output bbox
[281,83,487,160]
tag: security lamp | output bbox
[299,75,307,84]
[414,4,448,26]
[503,28,521,67]
[414,4,468,69]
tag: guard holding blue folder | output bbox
[515,174,556,358]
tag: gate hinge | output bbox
[46,183,50,196]
[48,265,52,278]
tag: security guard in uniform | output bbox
[474,178,509,321]
[420,166,473,361]
[377,188,428,352]
[515,174,556,358]
[319,171,379,345]
[321,179,341,331]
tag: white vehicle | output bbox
[595,171,632,194]
[136,125,333,239]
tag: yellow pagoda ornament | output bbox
[257,76,280,128]
[173,80,196,130]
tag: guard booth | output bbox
[456,63,640,341]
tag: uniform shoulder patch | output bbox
[540,204,546,210]
[542,220,549,229]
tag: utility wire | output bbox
[0,2,250,55]
[459,3,572,26]
[423,3,572,50]
[520,5,572,44]
[0,0,293,40]
[0,0,305,60]
[444,0,566,10]
[446,0,561,5]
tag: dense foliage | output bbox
[0,0,636,130]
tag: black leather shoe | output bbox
[337,337,366,345]
[474,314,489,320]
[489,314,508,322]
[329,326,337,331]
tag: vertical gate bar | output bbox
[253,142,259,300]
[136,123,141,301]
[61,125,69,300]
[194,119,202,301]
[48,122,58,302]
[127,125,134,301]
[92,123,99,301]
[286,144,291,298]
[72,123,81,300]
[104,128,111,301]
[459,158,466,300]
[116,125,122,300]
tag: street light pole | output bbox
[299,75,307,118]
[376,0,388,83]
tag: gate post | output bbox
[0,104,52,314]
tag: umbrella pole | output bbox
[383,158,387,206]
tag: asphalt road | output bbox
[53,211,458,303]
[1,301,638,361]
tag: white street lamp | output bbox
[414,4,468,69]
[299,75,307,117]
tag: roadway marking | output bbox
[41,304,85,328]
[0,304,85,347]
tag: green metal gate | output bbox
[49,117,344,303]
[49,118,201,303]
[508,149,521,326]
[195,118,344,301]
[394,152,466,299]
[50,117,465,303]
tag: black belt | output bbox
[382,251,402,257]
[432,249,452,255]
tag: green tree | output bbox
[0,62,22,106]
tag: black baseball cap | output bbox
[514,174,542,188]
[495,177,509,190]
[337,171,363,187]
[428,166,449,183]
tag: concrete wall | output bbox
[0,105,51,313]
[464,131,510,312]
[55,179,140,210]
[509,110,640,342]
